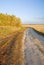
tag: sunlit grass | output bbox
[22,24,44,33]
[0,26,23,39]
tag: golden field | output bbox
[0,24,44,39]
[22,24,44,33]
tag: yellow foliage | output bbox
[0,13,22,26]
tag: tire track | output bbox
[0,32,25,65]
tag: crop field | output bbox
[23,24,44,33]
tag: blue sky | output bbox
[0,0,44,24]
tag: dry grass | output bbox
[22,24,44,33]
[0,24,44,40]
[0,26,22,39]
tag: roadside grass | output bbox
[0,26,21,38]
[0,26,26,40]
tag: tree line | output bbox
[0,13,22,27]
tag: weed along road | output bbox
[0,28,44,65]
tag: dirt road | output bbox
[24,28,44,65]
[0,28,44,65]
